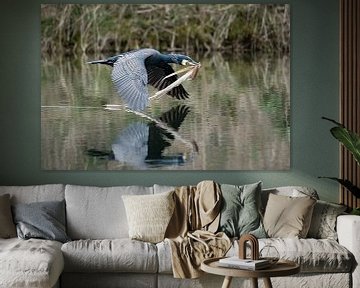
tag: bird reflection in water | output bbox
[87,105,198,169]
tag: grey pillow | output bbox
[12,200,70,243]
[307,200,347,240]
[218,182,266,238]
[0,194,17,238]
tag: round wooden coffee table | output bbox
[201,257,300,288]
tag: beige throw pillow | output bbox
[263,193,316,238]
[0,194,17,238]
[122,191,175,243]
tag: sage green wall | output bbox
[0,0,340,202]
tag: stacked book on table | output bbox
[218,256,271,270]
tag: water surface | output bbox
[41,53,290,170]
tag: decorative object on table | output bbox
[259,245,280,265]
[217,233,272,271]
[319,117,360,210]
[218,257,271,270]
[203,235,298,287]
[238,233,260,260]
[237,234,279,268]
[201,257,300,288]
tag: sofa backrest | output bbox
[153,184,176,194]
[0,184,65,204]
[65,184,154,239]
[0,184,320,241]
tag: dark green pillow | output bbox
[12,200,70,243]
[218,182,266,238]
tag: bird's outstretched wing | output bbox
[111,55,149,111]
[145,58,189,100]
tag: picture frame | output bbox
[41,4,290,171]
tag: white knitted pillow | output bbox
[122,191,175,243]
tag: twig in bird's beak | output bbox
[161,63,201,82]
[162,65,194,81]
[151,64,201,100]
[189,64,201,80]
[150,69,194,100]
[188,61,200,66]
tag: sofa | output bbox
[0,183,359,288]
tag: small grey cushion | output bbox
[307,200,347,240]
[218,182,266,238]
[12,200,70,243]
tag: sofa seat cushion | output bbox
[156,240,173,274]
[157,238,354,274]
[62,239,158,273]
[228,238,354,273]
[260,238,353,272]
[0,238,64,288]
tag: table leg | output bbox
[263,277,273,288]
[251,278,258,288]
[221,276,233,288]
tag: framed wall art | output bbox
[41,4,290,170]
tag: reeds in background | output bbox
[41,4,290,56]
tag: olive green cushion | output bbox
[218,182,266,238]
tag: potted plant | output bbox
[320,117,360,215]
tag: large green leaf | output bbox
[330,127,360,165]
[318,177,360,198]
[321,117,360,200]
[323,117,360,165]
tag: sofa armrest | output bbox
[337,215,360,288]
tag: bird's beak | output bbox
[181,59,198,66]
[87,59,106,64]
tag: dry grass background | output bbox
[41,4,290,56]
